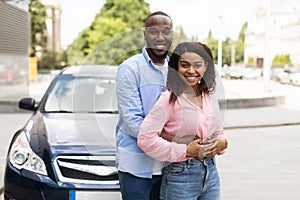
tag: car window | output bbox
[43,75,117,113]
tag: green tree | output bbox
[247,57,255,65]
[272,54,292,67]
[204,31,235,66]
[171,26,188,51]
[169,26,198,54]
[66,0,150,65]
[29,0,47,57]
[204,31,218,64]
[234,22,247,63]
[99,0,149,27]
[222,38,232,66]
[38,51,66,70]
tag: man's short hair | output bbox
[145,11,173,28]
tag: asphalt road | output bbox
[1,109,300,199]
[0,113,31,200]
[218,125,300,200]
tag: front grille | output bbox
[54,155,119,185]
[58,158,115,166]
[59,166,119,181]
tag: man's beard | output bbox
[147,47,169,60]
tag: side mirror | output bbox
[19,98,36,111]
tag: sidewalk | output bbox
[221,78,286,109]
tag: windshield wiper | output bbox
[94,111,119,114]
[45,110,73,113]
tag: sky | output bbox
[59,0,298,49]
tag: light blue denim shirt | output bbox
[115,47,168,178]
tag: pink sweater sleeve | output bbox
[137,92,187,162]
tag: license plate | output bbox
[69,190,121,200]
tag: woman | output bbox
[138,42,228,200]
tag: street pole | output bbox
[218,38,222,68]
[218,16,223,68]
[264,0,272,93]
[231,43,235,66]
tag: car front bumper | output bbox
[4,162,120,200]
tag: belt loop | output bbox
[188,159,192,167]
[185,159,190,168]
[211,157,215,165]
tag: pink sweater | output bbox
[138,90,225,162]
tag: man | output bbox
[115,11,173,200]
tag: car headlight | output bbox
[9,131,48,176]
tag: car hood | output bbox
[26,112,118,158]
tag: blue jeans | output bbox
[160,158,220,200]
[118,171,162,200]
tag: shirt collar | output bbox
[142,47,169,66]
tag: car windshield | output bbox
[42,74,118,113]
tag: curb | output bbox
[224,121,300,130]
[219,95,285,109]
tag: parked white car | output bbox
[290,73,300,86]
[224,66,261,80]
[241,68,262,79]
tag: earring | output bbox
[198,80,201,84]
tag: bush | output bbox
[272,54,292,67]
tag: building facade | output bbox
[245,4,300,67]
[41,0,62,53]
[0,0,30,101]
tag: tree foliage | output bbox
[222,38,232,66]
[66,0,150,66]
[170,26,188,52]
[65,0,248,67]
[204,22,247,67]
[29,0,47,57]
[247,57,255,65]
[234,22,247,63]
[38,51,66,70]
[272,54,292,67]
[204,31,218,64]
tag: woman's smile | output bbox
[178,52,207,88]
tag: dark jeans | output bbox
[118,171,162,200]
